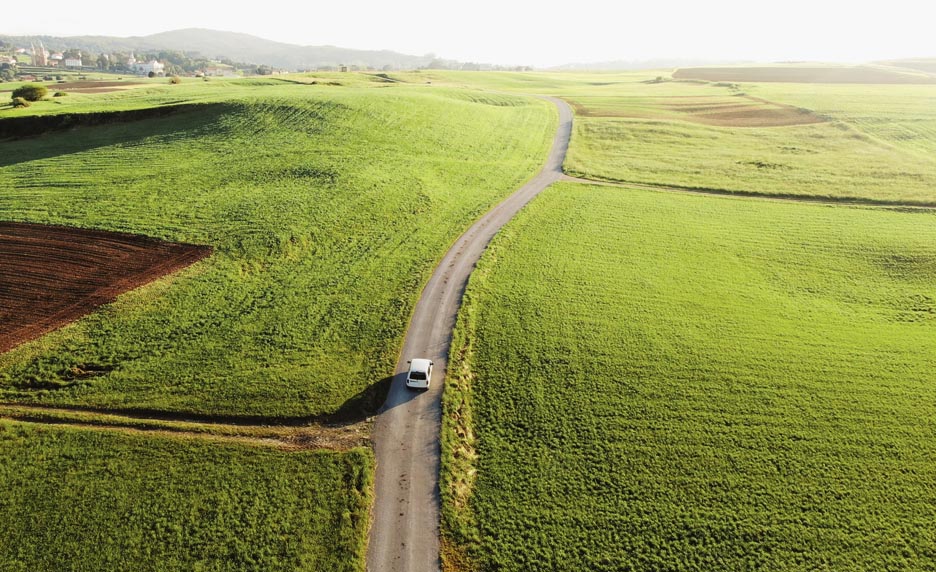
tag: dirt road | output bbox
[366,96,572,572]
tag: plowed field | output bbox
[0,222,210,353]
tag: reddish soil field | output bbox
[52,81,141,90]
[0,81,144,94]
[0,222,210,354]
[54,81,146,94]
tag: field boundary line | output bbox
[560,174,936,209]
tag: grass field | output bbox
[751,83,936,158]
[442,182,936,571]
[0,420,371,572]
[559,86,936,205]
[396,70,936,205]
[0,79,554,418]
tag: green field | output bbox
[0,420,372,572]
[400,70,936,205]
[561,85,936,205]
[0,78,554,417]
[443,183,936,570]
[752,83,936,157]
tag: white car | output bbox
[405,358,433,390]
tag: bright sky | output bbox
[4,0,934,67]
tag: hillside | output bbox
[0,79,554,418]
[0,28,432,70]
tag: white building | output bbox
[64,58,82,68]
[133,60,165,76]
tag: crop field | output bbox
[443,183,936,571]
[0,79,554,418]
[0,222,210,354]
[0,420,372,572]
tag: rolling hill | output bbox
[0,28,433,70]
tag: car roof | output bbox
[409,358,432,371]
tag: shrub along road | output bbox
[365,96,573,572]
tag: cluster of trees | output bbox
[10,83,48,107]
[92,50,254,75]
[423,58,533,72]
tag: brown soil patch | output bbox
[63,87,131,94]
[0,222,210,354]
[54,81,146,94]
[686,98,826,127]
[1,81,145,95]
[54,81,144,90]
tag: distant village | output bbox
[0,40,270,82]
[0,38,535,83]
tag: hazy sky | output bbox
[4,0,934,67]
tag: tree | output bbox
[12,84,48,101]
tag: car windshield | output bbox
[410,371,427,380]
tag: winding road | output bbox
[366,96,573,572]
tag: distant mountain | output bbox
[0,28,432,70]
[548,58,747,71]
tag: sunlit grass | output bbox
[443,182,936,571]
[0,420,372,572]
[0,80,555,417]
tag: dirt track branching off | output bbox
[0,404,369,450]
